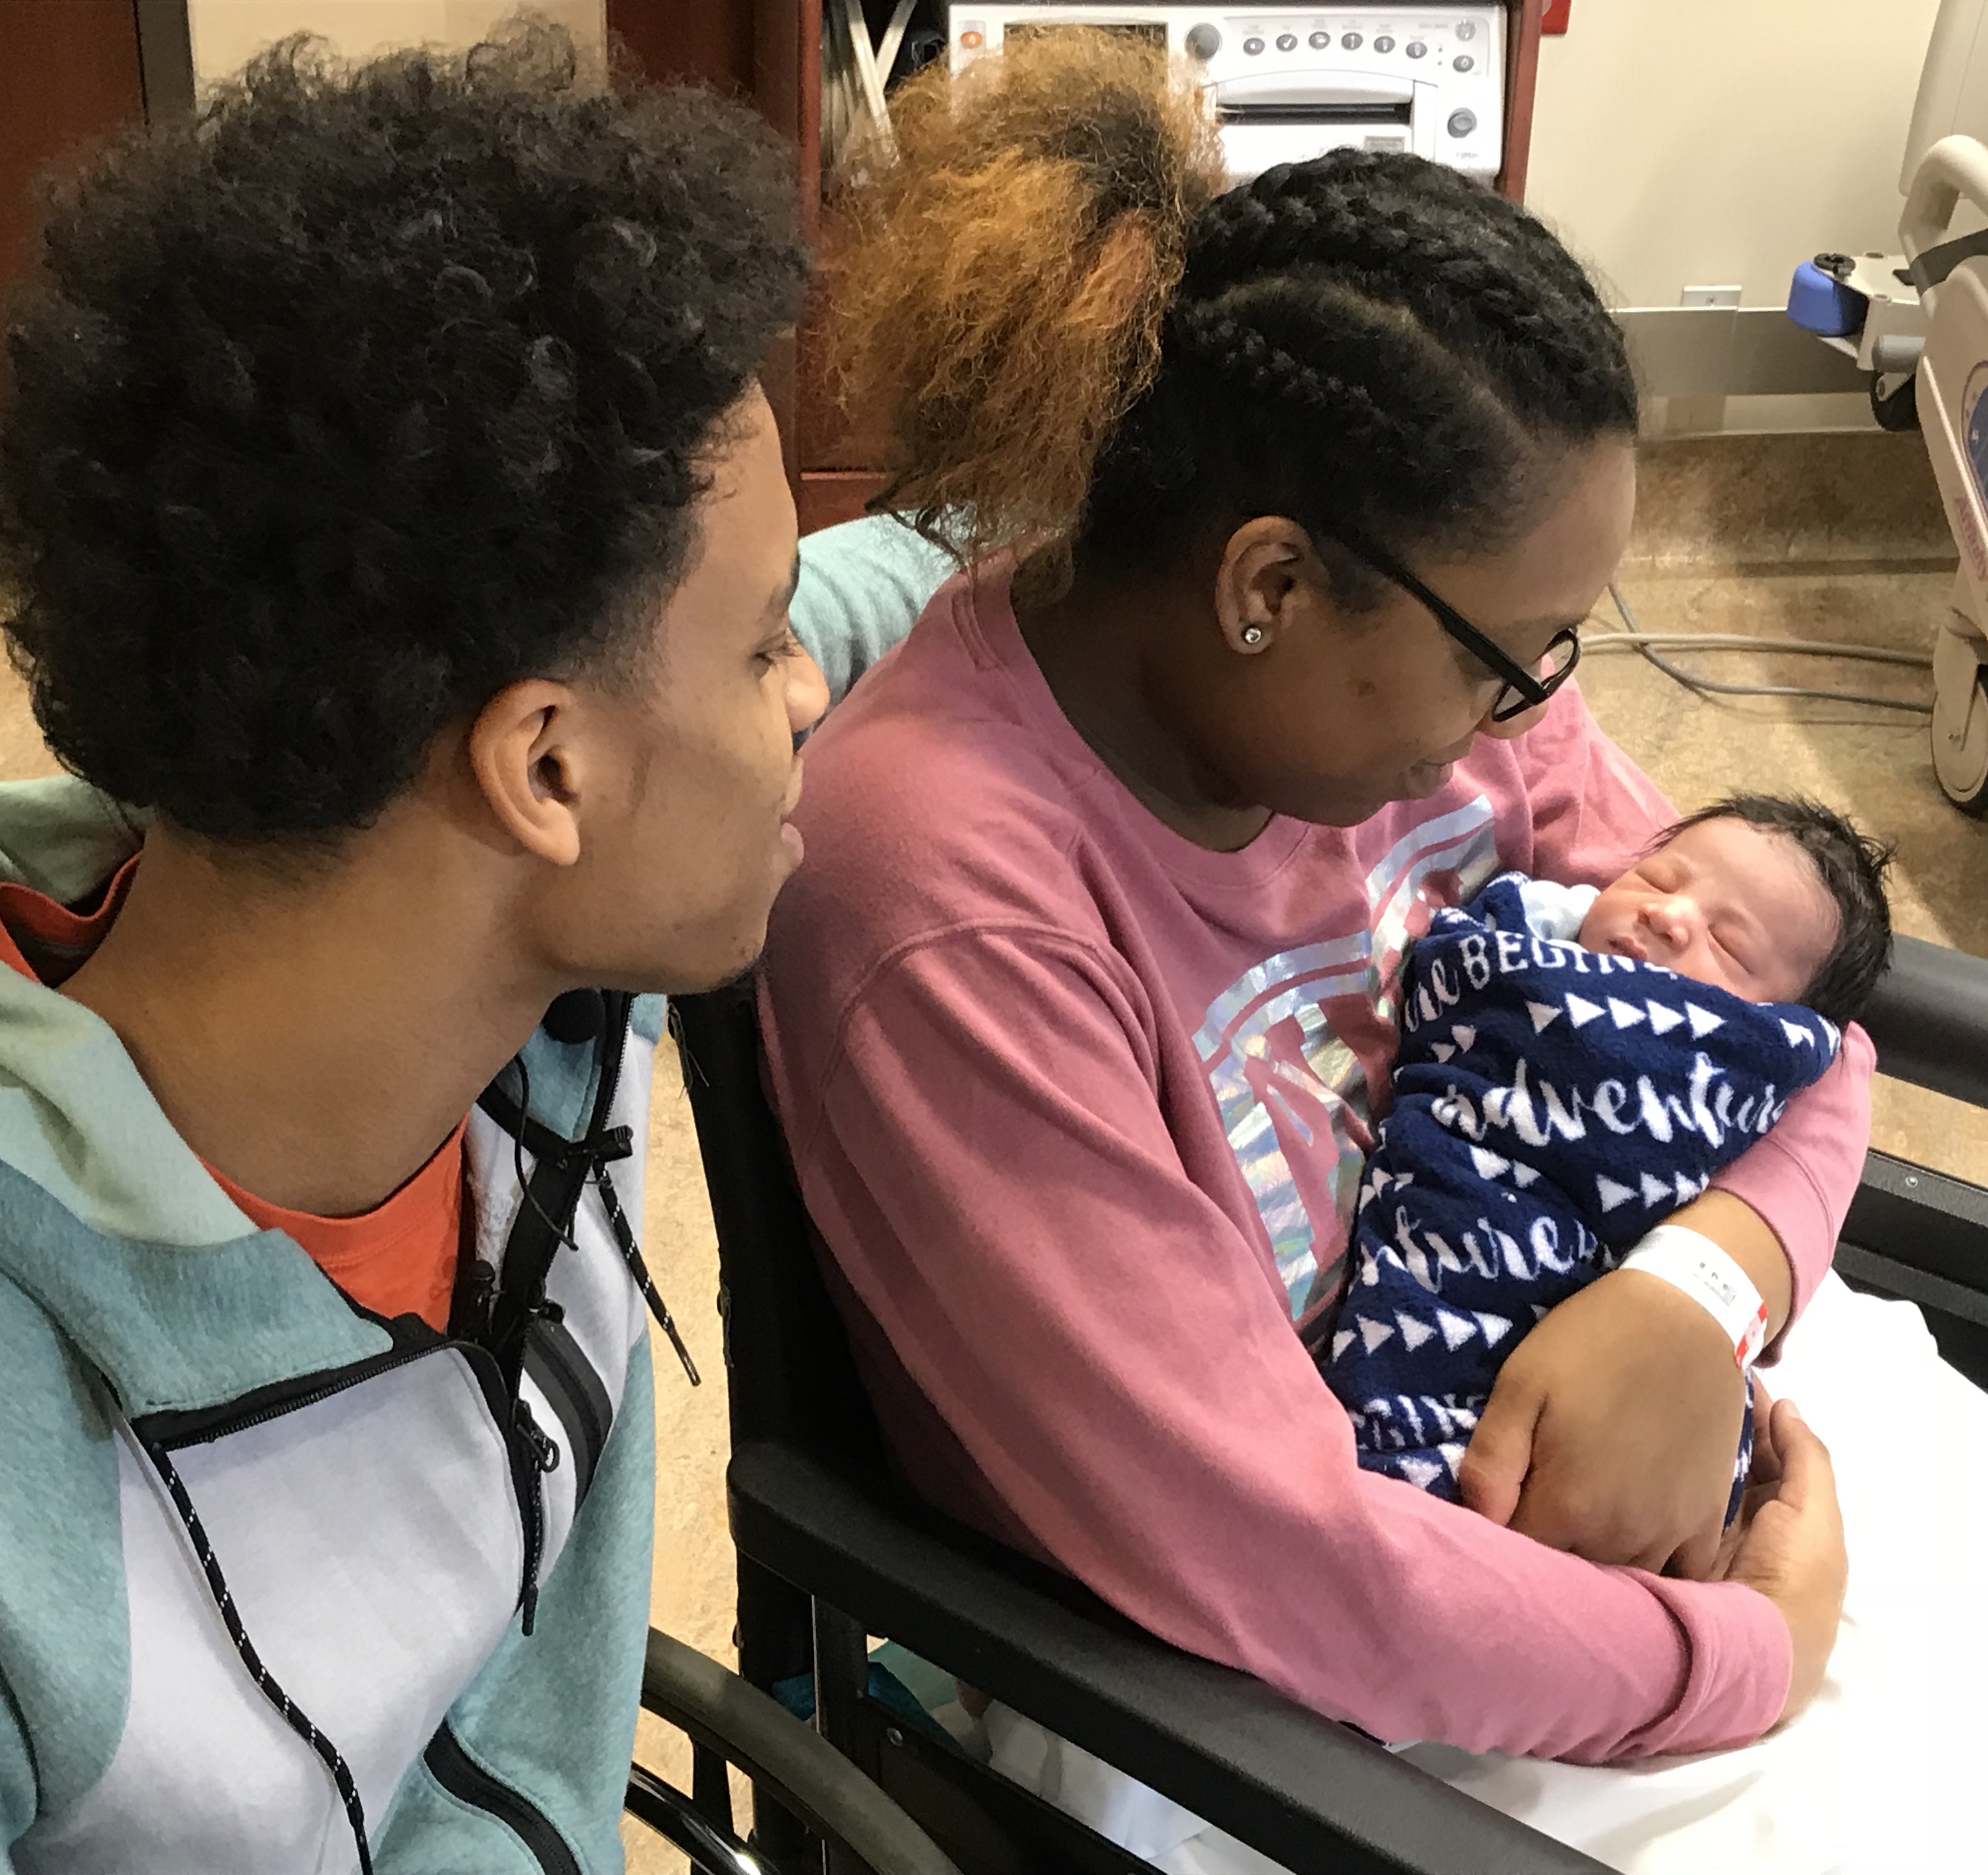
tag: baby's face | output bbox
[1577,817,1839,1005]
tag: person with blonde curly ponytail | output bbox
[762,32,1976,1869]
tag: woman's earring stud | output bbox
[1240,625,1265,647]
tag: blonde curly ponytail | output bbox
[825,32,1222,577]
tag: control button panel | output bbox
[951,10,1505,182]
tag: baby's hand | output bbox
[1457,1263,1748,1574]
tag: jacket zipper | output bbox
[135,1339,455,1452]
[423,1722,583,1875]
[522,1314,611,1504]
[482,995,635,1631]
[510,1394,557,1635]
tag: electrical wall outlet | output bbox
[1681,285,1744,309]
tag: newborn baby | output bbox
[1322,794,1893,1502]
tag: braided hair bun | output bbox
[830,31,1637,595]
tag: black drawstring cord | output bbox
[592,1152,700,1385]
[143,1440,374,1875]
[508,1053,699,1386]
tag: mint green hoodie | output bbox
[0,777,666,1875]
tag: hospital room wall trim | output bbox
[1527,0,1947,314]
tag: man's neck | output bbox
[61,825,561,1218]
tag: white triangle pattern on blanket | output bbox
[1436,1307,1478,1350]
[1597,1174,1637,1212]
[1397,1313,1436,1352]
[1342,933,1808,1501]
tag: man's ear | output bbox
[467,679,585,867]
[1212,516,1317,655]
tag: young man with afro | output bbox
[0,24,893,1872]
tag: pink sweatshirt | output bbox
[759,567,1875,1763]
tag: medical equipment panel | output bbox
[947,7,1506,182]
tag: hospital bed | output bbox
[1785,0,1988,813]
[668,925,1988,1875]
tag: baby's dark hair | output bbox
[828,30,1637,597]
[0,22,805,845]
[1661,796,1894,1026]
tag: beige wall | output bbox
[1527,0,1946,309]
[187,1,606,87]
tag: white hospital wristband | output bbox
[1619,1225,1769,1369]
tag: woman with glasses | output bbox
[761,35,1870,1851]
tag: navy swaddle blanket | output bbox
[1322,873,1840,1502]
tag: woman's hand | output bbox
[1457,1263,1748,1574]
[1458,1190,1796,1574]
[1716,1394,1848,1724]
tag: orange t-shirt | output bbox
[0,858,464,1331]
[204,1125,465,1332]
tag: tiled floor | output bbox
[3,430,1982,1871]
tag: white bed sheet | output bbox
[983,1273,1988,1873]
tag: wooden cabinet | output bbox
[0,1,152,304]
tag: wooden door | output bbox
[606,0,820,508]
[0,0,149,304]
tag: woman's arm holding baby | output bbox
[1480,691,1876,1571]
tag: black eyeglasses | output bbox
[1324,523,1583,723]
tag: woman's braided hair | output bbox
[831,30,1637,592]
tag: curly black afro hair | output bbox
[0,21,806,843]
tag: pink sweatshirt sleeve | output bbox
[772,925,1791,1762]
[1708,1029,1875,1342]
[1513,685,1875,1334]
